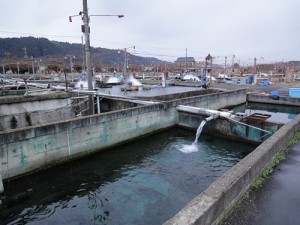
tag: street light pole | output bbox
[69,1,124,115]
[232,54,235,74]
[81,36,86,72]
[123,48,128,78]
[82,0,94,115]
[31,57,36,83]
[17,62,20,77]
[225,56,227,73]
[210,56,213,87]
[254,57,257,75]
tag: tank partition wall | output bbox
[141,89,218,101]
[0,90,26,97]
[99,97,140,113]
[177,112,280,144]
[168,89,246,110]
[164,114,300,225]
[0,92,75,131]
[0,88,246,181]
[0,103,175,180]
[247,94,300,107]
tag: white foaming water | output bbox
[179,143,199,153]
[171,141,199,154]
[173,119,208,154]
[127,75,142,86]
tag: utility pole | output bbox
[5,52,11,71]
[69,2,123,115]
[210,56,213,87]
[225,56,227,73]
[185,48,187,73]
[232,54,235,74]
[82,0,94,115]
[120,46,134,80]
[253,57,257,85]
[31,57,36,83]
[254,57,257,75]
[23,47,28,58]
[123,48,128,78]
[17,62,20,76]
[81,36,86,72]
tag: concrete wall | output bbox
[177,112,280,144]
[164,113,300,225]
[100,98,139,112]
[247,94,300,106]
[0,92,75,131]
[0,104,175,180]
[142,89,216,101]
[168,89,246,110]
[0,88,245,181]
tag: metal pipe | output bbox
[176,105,233,119]
[227,116,272,134]
[176,105,273,136]
[204,114,219,122]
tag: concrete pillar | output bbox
[162,73,166,88]
[0,174,4,194]
[97,96,101,114]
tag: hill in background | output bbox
[0,36,163,73]
[0,37,299,74]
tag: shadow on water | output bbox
[1,127,256,225]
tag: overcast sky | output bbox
[1,0,299,65]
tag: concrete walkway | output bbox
[221,140,300,225]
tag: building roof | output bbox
[175,57,195,63]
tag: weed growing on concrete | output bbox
[251,179,263,189]
[287,129,300,147]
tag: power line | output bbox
[0,30,80,39]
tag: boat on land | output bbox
[106,74,124,85]
[182,73,200,82]
[217,74,231,80]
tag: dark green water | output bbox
[1,127,255,225]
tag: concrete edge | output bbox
[247,93,300,106]
[164,113,300,225]
[0,174,3,193]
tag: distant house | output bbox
[174,57,196,72]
